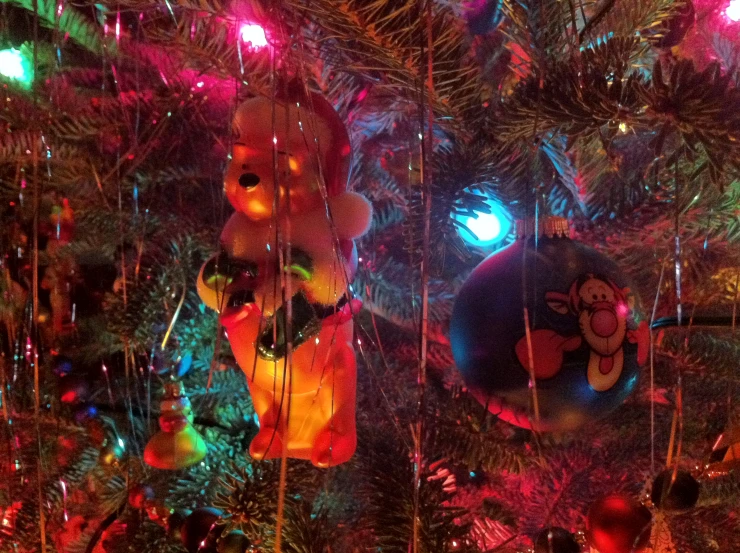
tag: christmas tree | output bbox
[0,0,738,552]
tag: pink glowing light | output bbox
[240,23,268,49]
[727,0,740,22]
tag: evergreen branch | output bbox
[1,0,109,54]
[287,0,484,131]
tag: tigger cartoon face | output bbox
[546,275,630,357]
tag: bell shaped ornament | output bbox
[144,381,207,470]
[705,420,740,477]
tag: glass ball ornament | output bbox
[180,507,223,553]
[450,218,649,432]
[128,484,156,510]
[166,509,191,542]
[465,0,504,36]
[218,531,251,553]
[650,469,700,511]
[99,438,126,467]
[73,403,98,424]
[586,495,652,553]
[52,355,73,376]
[59,375,90,404]
[534,527,580,553]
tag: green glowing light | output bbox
[0,48,33,88]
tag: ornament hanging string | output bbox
[30,0,47,543]
[411,1,434,552]
[666,155,686,476]
[728,270,739,436]
[205,15,248,392]
[160,279,187,352]
[272,12,409,475]
[521,52,548,436]
[269,31,294,553]
[649,260,667,474]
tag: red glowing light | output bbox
[728,0,740,21]
[240,23,268,49]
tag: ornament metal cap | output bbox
[515,216,571,239]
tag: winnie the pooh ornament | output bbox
[199,84,371,467]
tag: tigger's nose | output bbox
[591,308,618,337]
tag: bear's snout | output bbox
[238,172,261,189]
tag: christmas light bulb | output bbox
[728,0,740,21]
[240,23,268,48]
[0,49,32,87]
[453,189,511,250]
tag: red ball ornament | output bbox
[55,434,81,468]
[450,218,649,432]
[58,375,90,404]
[128,484,156,510]
[651,469,699,511]
[218,531,251,553]
[180,507,222,553]
[586,495,652,553]
[534,527,579,553]
[52,355,73,376]
[166,509,191,542]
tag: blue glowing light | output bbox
[453,192,511,250]
[0,48,32,88]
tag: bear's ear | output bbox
[328,192,373,239]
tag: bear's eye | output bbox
[241,163,249,170]
[285,247,313,281]
[592,294,598,301]
[601,293,607,300]
[203,251,258,287]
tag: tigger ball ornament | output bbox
[450,218,649,432]
[199,85,371,467]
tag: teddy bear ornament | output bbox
[198,82,372,467]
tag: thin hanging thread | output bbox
[521,56,547,434]
[667,160,685,472]
[648,261,666,474]
[412,2,434,553]
[729,270,739,427]
[30,0,46,543]
[206,17,245,392]
[273,48,293,553]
